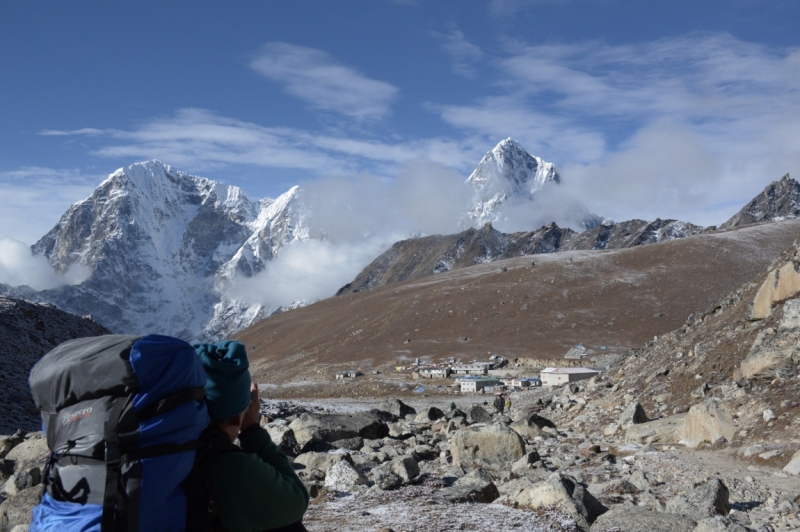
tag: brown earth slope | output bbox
[236,219,800,388]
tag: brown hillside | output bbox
[235,220,800,388]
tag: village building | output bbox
[539,367,599,385]
[419,367,451,379]
[459,376,502,393]
[504,377,542,388]
[335,370,363,379]
[451,362,493,376]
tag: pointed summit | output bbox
[467,138,559,198]
[720,173,800,229]
[465,138,563,228]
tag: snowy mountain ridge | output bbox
[25,160,310,340]
[7,139,603,339]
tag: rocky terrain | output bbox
[3,236,800,530]
[721,174,799,229]
[337,218,705,296]
[236,218,800,388]
[0,296,109,434]
[338,174,800,298]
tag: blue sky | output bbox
[2,0,800,244]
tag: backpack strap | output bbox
[185,424,243,532]
[101,398,128,532]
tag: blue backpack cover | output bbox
[28,334,210,532]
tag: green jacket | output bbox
[208,425,309,531]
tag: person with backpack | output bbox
[28,334,308,532]
[194,340,309,532]
[504,396,512,413]
[493,394,504,414]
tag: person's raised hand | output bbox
[240,382,260,432]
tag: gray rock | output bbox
[619,402,649,428]
[693,516,749,532]
[451,423,526,468]
[330,436,364,451]
[265,424,299,456]
[782,448,800,475]
[390,457,420,483]
[378,398,416,418]
[289,411,389,452]
[323,460,368,492]
[626,413,687,444]
[371,465,403,490]
[666,479,730,521]
[2,469,40,497]
[0,485,43,532]
[739,326,800,383]
[590,507,697,532]
[466,405,492,424]
[3,438,47,466]
[432,470,499,504]
[510,413,557,439]
[0,436,22,461]
[414,407,444,423]
[629,469,651,491]
[512,473,607,530]
[292,451,353,473]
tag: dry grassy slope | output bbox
[235,219,800,385]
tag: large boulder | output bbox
[625,414,687,444]
[4,437,48,466]
[289,411,389,452]
[265,424,299,456]
[681,402,736,444]
[378,398,416,418]
[740,324,800,383]
[618,402,649,429]
[413,407,444,423]
[0,435,23,460]
[665,479,730,521]
[783,448,800,475]
[511,473,607,530]
[466,405,492,425]
[451,423,525,468]
[323,460,368,492]
[432,469,499,504]
[749,262,800,320]
[0,485,42,532]
[693,516,749,532]
[589,507,696,532]
[292,451,353,473]
[509,413,556,439]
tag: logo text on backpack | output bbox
[63,407,93,425]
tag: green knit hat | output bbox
[193,340,251,420]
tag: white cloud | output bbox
[41,108,486,179]
[433,29,484,78]
[226,160,473,307]
[439,33,800,225]
[0,237,91,291]
[0,167,100,245]
[250,42,399,121]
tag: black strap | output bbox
[136,387,205,421]
[120,439,204,463]
[101,399,127,532]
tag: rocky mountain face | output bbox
[465,138,601,230]
[337,217,706,295]
[6,161,310,340]
[721,173,799,229]
[0,296,109,434]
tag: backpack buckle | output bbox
[105,440,120,466]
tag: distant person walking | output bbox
[504,396,512,412]
[493,394,504,414]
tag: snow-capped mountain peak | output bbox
[465,138,562,228]
[27,160,309,340]
[467,138,559,198]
